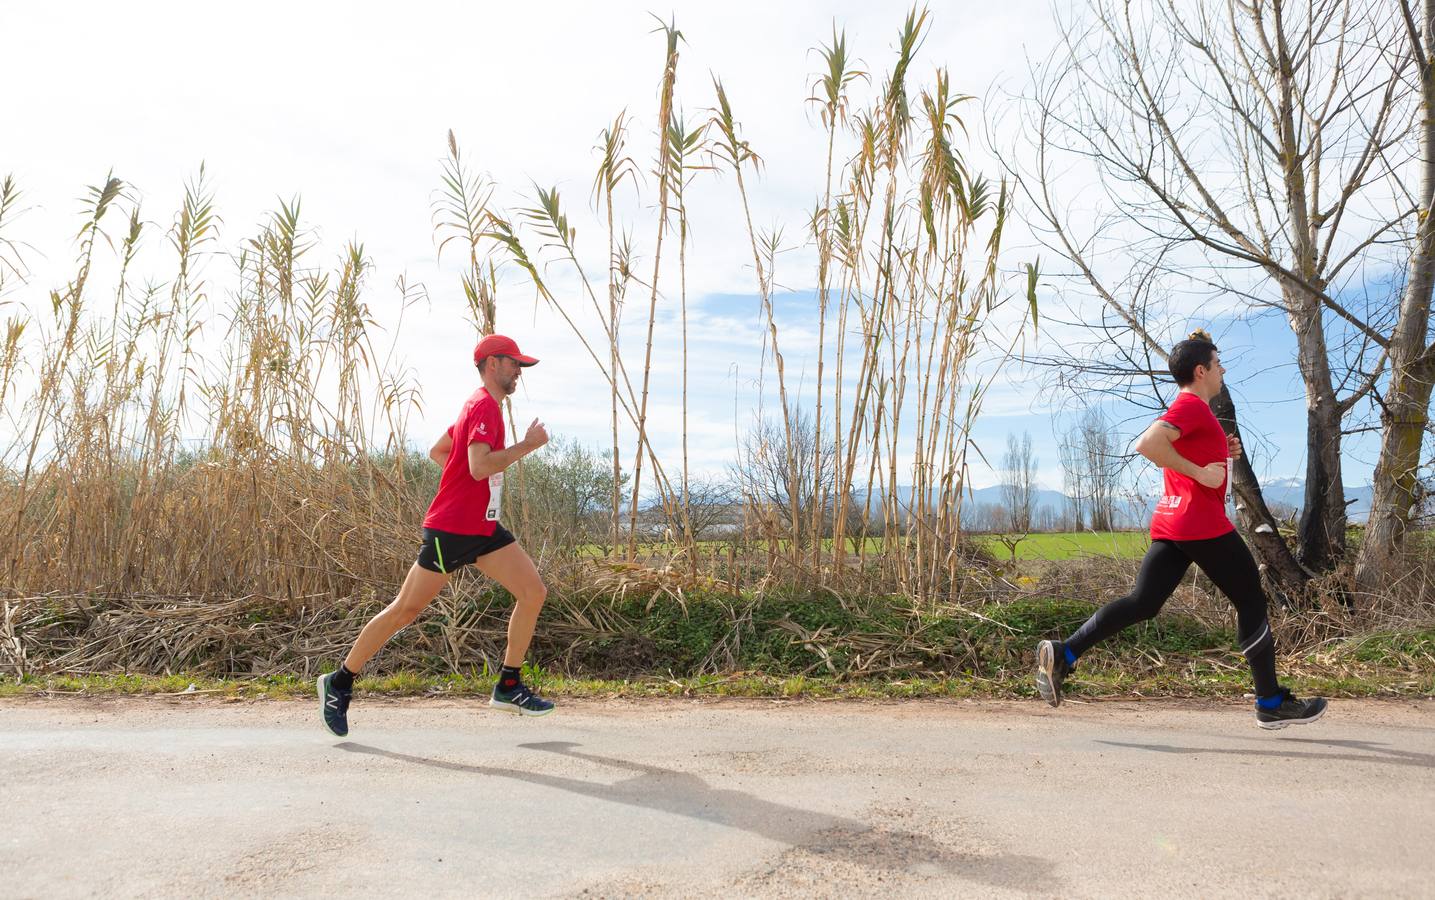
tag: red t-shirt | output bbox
[422,388,505,535]
[1150,391,1234,541]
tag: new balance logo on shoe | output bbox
[318,673,352,737]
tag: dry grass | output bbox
[3,548,1432,686]
[1,10,1035,602]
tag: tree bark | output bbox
[1356,358,1435,589]
[1284,284,1349,571]
[1209,386,1311,604]
[1355,0,1435,593]
[1270,6,1350,573]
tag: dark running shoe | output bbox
[317,671,352,737]
[1036,639,1072,708]
[1256,689,1327,730]
[489,680,555,717]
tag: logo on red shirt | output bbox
[1150,392,1234,542]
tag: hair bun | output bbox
[1188,328,1213,342]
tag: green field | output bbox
[978,531,1150,561]
[576,532,1151,562]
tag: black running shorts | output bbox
[416,525,516,574]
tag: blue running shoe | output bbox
[317,671,351,737]
[489,680,555,717]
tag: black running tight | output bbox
[1064,530,1279,697]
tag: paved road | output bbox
[1,696,1432,898]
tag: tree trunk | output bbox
[1285,287,1349,571]
[1267,8,1350,574]
[1209,386,1311,603]
[1354,0,1435,594]
[1356,358,1435,590]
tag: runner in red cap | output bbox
[318,334,556,735]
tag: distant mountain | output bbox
[965,484,1071,512]
[1253,477,1375,522]
[867,478,1377,526]
[862,484,1145,529]
[961,484,1145,529]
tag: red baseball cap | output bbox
[473,334,539,368]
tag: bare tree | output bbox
[733,408,835,548]
[1018,0,1415,578]
[1060,435,1089,531]
[1356,0,1435,590]
[673,475,739,542]
[1000,431,1039,533]
[1058,409,1125,532]
[965,502,1003,533]
[1083,410,1123,531]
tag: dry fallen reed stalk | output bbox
[4,554,1429,681]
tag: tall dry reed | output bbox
[1,8,1035,608]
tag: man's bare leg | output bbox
[344,563,452,673]
[472,541,552,714]
[470,542,548,666]
[319,563,450,736]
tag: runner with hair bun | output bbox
[1035,329,1327,729]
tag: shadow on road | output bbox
[336,739,1054,889]
[1095,737,1435,769]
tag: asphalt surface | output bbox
[1,696,1432,898]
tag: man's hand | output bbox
[1194,460,1227,489]
[1227,433,1243,460]
[524,418,550,451]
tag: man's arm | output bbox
[429,431,453,468]
[468,418,550,480]
[1134,420,1227,489]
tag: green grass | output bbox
[574,532,1150,561]
[4,621,1430,702]
[978,531,1149,561]
[3,663,1428,701]
[1340,628,1435,664]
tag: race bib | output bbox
[486,471,503,522]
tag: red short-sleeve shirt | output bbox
[423,388,506,535]
[1150,391,1234,541]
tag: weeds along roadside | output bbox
[2,552,1432,690]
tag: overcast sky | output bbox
[2,1,1384,496]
